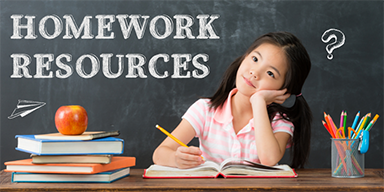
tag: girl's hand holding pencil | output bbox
[155,124,205,169]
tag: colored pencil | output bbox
[340,111,344,129]
[322,120,334,138]
[362,113,371,130]
[365,114,379,131]
[351,111,360,130]
[352,114,366,139]
[328,115,339,138]
[354,114,369,139]
[350,111,360,137]
[324,112,336,138]
[343,111,347,137]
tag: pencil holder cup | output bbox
[331,138,364,178]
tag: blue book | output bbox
[11,167,131,183]
[15,135,124,155]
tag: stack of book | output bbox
[4,131,136,183]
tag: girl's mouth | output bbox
[243,76,256,88]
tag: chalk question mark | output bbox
[321,28,345,60]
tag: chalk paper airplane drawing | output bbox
[8,100,46,119]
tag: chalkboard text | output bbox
[9,14,219,79]
[11,14,220,40]
[10,53,210,79]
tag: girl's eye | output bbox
[267,71,275,78]
[252,56,258,62]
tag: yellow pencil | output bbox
[156,124,188,147]
[354,114,369,139]
[156,125,205,160]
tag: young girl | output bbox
[153,32,312,169]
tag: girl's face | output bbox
[236,43,288,97]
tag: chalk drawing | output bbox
[8,100,46,119]
[321,28,345,60]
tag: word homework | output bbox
[10,14,219,79]
[11,14,220,40]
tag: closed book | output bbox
[34,131,120,140]
[11,167,130,183]
[15,135,124,155]
[31,154,112,164]
[5,156,135,174]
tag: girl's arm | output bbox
[152,119,204,169]
[250,89,291,166]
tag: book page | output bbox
[148,161,220,172]
[219,158,282,172]
[145,161,221,177]
[221,164,295,176]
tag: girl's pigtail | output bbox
[290,95,312,168]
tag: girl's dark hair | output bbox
[208,32,312,168]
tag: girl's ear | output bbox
[279,85,288,91]
[281,95,295,108]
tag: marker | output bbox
[156,124,205,161]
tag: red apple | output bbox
[55,105,88,135]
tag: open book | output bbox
[143,158,297,178]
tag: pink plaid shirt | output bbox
[182,89,294,164]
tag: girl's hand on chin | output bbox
[250,89,290,105]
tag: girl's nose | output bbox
[250,70,257,79]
